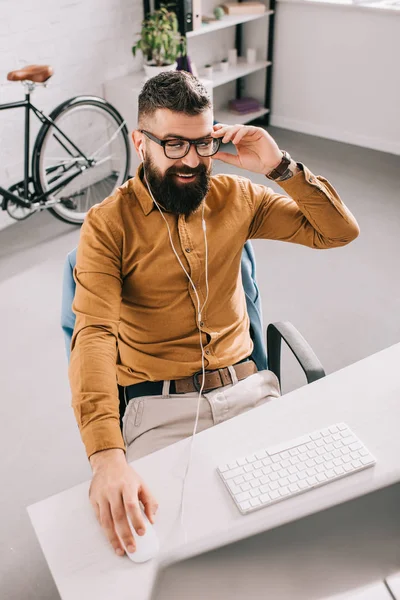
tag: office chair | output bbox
[62,242,326,406]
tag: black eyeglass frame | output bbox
[140,129,221,159]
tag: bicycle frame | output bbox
[0,91,92,208]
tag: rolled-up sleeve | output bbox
[69,205,124,459]
[247,164,360,248]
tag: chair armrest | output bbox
[267,321,326,386]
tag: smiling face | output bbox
[134,108,215,217]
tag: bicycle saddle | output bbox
[7,65,53,83]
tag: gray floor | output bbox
[0,127,399,600]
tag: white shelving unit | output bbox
[186,10,274,37]
[185,6,275,126]
[201,59,272,89]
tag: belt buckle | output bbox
[192,369,205,392]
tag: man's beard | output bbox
[143,156,211,217]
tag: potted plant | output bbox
[132,5,186,78]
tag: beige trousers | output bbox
[122,370,281,462]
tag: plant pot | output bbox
[143,61,178,79]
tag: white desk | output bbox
[28,343,400,600]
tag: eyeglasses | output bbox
[140,130,221,159]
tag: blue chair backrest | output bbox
[62,241,268,370]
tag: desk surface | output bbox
[28,342,400,600]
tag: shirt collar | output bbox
[130,164,156,216]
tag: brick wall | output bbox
[0,0,143,230]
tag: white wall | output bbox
[271,1,400,155]
[0,0,143,230]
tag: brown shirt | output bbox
[69,164,359,458]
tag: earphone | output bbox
[141,150,209,541]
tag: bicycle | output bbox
[0,64,130,225]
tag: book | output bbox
[222,2,266,15]
[229,97,261,113]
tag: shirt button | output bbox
[185,248,191,253]
[200,321,204,327]
[205,350,210,355]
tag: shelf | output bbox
[216,107,270,125]
[201,59,271,89]
[187,10,274,37]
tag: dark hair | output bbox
[138,71,211,124]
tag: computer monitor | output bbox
[151,484,400,600]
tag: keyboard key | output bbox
[244,473,254,482]
[270,472,279,481]
[281,451,290,459]
[306,459,316,468]
[315,439,324,447]
[332,450,341,458]
[251,479,260,488]
[316,465,325,473]
[262,457,272,467]
[352,460,362,468]
[343,464,353,472]
[250,497,261,507]
[237,458,247,466]
[262,466,272,476]
[278,469,289,478]
[329,425,339,434]
[316,448,326,456]
[308,450,317,458]
[334,466,345,475]
[260,475,270,485]
[315,456,324,465]
[298,480,309,489]
[333,458,343,467]
[310,432,322,440]
[288,474,299,483]
[250,488,261,497]
[227,482,241,495]
[234,475,245,485]
[236,491,251,502]
[359,448,368,457]
[361,456,374,465]
[299,453,308,462]
[247,454,257,463]
[326,469,335,478]
[333,441,343,449]
[337,424,347,431]
[272,456,280,464]
[279,477,289,487]
[307,442,316,450]
[260,493,272,504]
[343,455,352,463]
[279,487,290,497]
[228,461,238,469]
[240,501,251,511]
[298,445,308,453]
[317,473,327,482]
[219,464,229,473]
[244,464,254,473]
[351,451,360,460]
[326,443,334,452]
[341,447,350,455]
[272,464,281,472]
[350,442,362,451]
[298,471,307,480]
[253,469,263,478]
[223,467,245,480]
[289,483,299,492]
[241,482,251,491]
[306,468,317,476]
[254,460,263,469]
[270,481,279,490]
[321,428,330,437]
[255,450,267,460]
[307,476,317,486]
[270,490,280,499]
[289,448,299,456]
[281,460,290,468]
[325,435,334,444]
[332,433,341,441]
[260,484,270,494]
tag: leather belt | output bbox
[125,359,258,401]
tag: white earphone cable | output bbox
[142,160,209,541]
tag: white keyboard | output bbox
[217,423,376,515]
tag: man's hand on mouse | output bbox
[89,448,159,557]
[211,123,283,175]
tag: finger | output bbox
[211,125,237,138]
[99,500,126,557]
[139,482,159,525]
[232,128,249,145]
[213,151,241,167]
[122,489,146,537]
[212,123,225,131]
[110,492,137,554]
[222,126,242,144]
[92,501,101,524]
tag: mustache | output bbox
[166,164,207,177]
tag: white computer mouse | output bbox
[123,509,160,563]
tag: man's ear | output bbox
[132,130,144,161]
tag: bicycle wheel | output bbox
[33,96,130,225]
